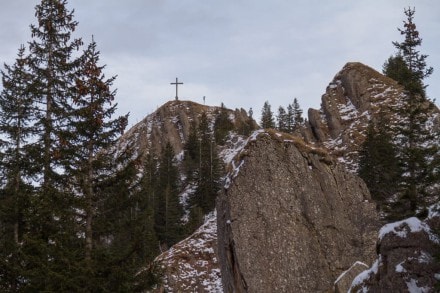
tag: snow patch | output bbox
[334,261,368,285]
[378,217,439,243]
[406,279,430,293]
[395,261,407,273]
[349,258,381,293]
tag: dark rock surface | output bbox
[217,131,380,293]
[349,211,440,292]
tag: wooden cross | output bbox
[170,77,183,100]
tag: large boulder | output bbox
[349,209,440,292]
[217,130,380,293]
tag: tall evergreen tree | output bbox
[286,103,295,133]
[260,101,275,129]
[292,98,304,130]
[191,112,221,215]
[12,1,85,289]
[28,0,83,187]
[62,38,151,290]
[214,103,234,145]
[358,119,401,218]
[155,142,184,248]
[277,106,287,132]
[391,7,433,97]
[384,7,436,218]
[0,45,36,292]
[183,120,199,182]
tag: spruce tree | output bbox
[277,106,287,132]
[0,45,36,291]
[385,7,436,218]
[214,103,234,145]
[14,1,85,289]
[155,142,184,248]
[28,0,83,186]
[191,112,221,215]
[358,119,401,218]
[63,38,150,290]
[286,103,295,133]
[260,101,275,129]
[292,98,304,130]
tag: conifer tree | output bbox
[192,112,221,215]
[292,98,304,129]
[12,1,85,289]
[183,120,199,181]
[28,0,83,186]
[0,45,36,291]
[64,38,149,291]
[214,103,234,145]
[277,106,287,132]
[286,103,295,133]
[260,101,275,129]
[384,7,436,218]
[155,142,184,248]
[358,119,401,218]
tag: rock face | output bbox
[305,62,439,170]
[119,100,256,160]
[349,210,440,292]
[217,130,380,293]
[153,214,223,293]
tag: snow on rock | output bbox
[405,279,430,293]
[349,258,381,293]
[154,212,223,293]
[349,207,440,292]
[378,217,439,243]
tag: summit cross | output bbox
[170,77,183,100]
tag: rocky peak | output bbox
[217,130,380,293]
[306,62,439,170]
[118,99,256,161]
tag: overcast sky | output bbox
[0,0,439,126]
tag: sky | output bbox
[0,0,439,127]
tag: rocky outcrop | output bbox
[349,208,440,292]
[153,214,222,293]
[305,62,439,170]
[217,130,380,293]
[119,100,257,161]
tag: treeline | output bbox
[259,98,305,132]
[358,7,439,221]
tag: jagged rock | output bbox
[153,214,223,293]
[119,100,257,160]
[306,62,440,171]
[349,210,440,292]
[217,130,380,293]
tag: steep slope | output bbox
[306,62,439,171]
[151,133,249,293]
[217,130,380,293]
[153,213,222,293]
[118,100,255,161]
